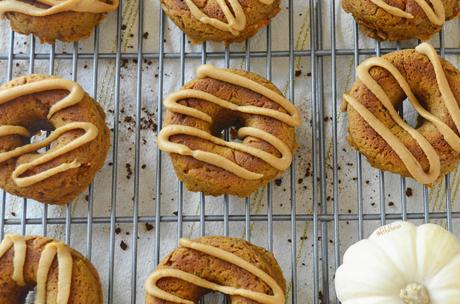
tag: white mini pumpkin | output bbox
[335,221,460,304]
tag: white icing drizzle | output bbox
[157,64,300,180]
[0,125,30,138]
[0,234,74,304]
[36,241,73,304]
[0,78,99,187]
[145,238,285,304]
[0,234,27,286]
[6,122,98,187]
[159,125,292,180]
[370,0,445,25]
[0,0,119,17]
[343,42,460,184]
[185,0,275,36]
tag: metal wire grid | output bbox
[0,1,459,303]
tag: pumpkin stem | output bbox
[400,283,430,304]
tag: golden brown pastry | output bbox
[0,234,103,304]
[0,74,110,205]
[0,0,119,43]
[160,0,281,44]
[144,236,286,304]
[342,0,459,41]
[342,42,460,185]
[158,64,300,197]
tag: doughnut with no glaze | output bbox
[160,0,281,44]
[0,234,102,304]
[158,64,300,198]
[343,43,460,185]
[0,0,119,43]
[144,236,286,304]
[342,0,459,41]
[0,74,110,205]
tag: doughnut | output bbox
[144,236,286,304]
[0,234,102,303]
[160,0,281,44]
[342,0,459,41]
[0,0,119,43]
[0,74,110,205]
[342,42,460,185]
[157,64,300,197]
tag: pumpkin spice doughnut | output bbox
[0,74,110,205]
[0,234,103,304]
[144,236,286,304]
[342,42,460,185]
[0,0,119,44]
[158,64,300,197]
[342,0,459,41]
[160,0,281,44]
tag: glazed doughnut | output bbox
[160,0,281,44]
[342,0,459,41]
[0,0,119,43]
[158,64,300,197]
[0,234,102,303]
[0,74,110,205]
[144,236,286,304]
[342,42,460,185]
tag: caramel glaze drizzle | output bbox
[343,42,460,185]
[145,238,285,304]
[0,78,99,187]
[370,0,445,25]
[158,64,301,180]
[0,0,119,17]
[0,234,73,304]
[185,0,275,36]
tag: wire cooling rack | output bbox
[1,1,460,303]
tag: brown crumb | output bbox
[115,227,121,234]
[229,127,238,139]
[295,70,302,77]
[405,187,413,197]
[126,163,133,179]
[145,222,154,231]
[120,241,128,251]
[124,116,134,124]
[275,178,282,186]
